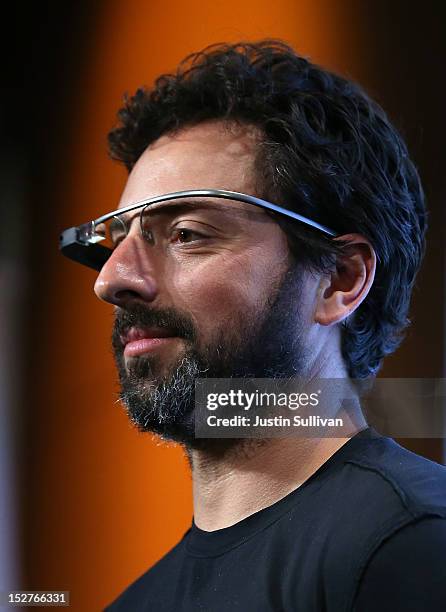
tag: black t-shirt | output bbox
[105,427,446,611]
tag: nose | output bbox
[94,233,159,306]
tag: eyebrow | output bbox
[117,198,263,225]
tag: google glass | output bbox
[59,189,338,271]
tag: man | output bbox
[61,41,446,610]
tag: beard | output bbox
[112,262,308,454]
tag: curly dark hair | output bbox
[108,40,427,379]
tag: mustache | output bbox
[111,303,198,352]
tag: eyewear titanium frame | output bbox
[59,189,338,271]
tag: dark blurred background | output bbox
[2,1,445,609]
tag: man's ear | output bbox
[314,234,376,326]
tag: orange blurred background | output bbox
[2,1,445,610]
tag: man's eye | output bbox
[171,228,206,243]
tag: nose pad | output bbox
[94,234,158,306]
[141,226,155,245]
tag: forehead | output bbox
[117,121,263,212]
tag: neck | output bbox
[189,399,368,531]
[189,336,368,531]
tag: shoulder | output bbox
[342,431,446,516]
[104,532,189,611]
[352,516,446,611]
[317,430,446,609]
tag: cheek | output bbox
[166,249,288,340]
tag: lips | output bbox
[121,326,178,357]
